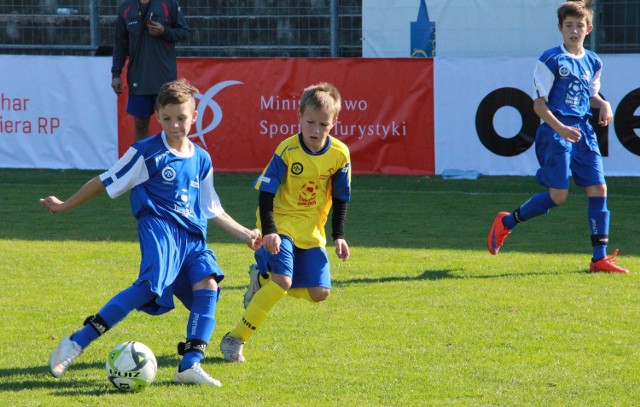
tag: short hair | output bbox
[299,82,342,119]
[156,79,199,110]
[558,1,593,27]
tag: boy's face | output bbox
[298,106,337,152]
[559,15,592,50]
[156,101,198,141]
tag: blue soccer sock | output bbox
[72,283,155,349]
[588,196,609,261]
[179,289,218,372]
[503,191,557,229]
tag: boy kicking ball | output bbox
[41,79,261,386]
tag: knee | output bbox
[309,287,331,302]
[587,184,607,197]
[549,189,568,206]
[193,276,217,291]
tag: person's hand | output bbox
[598,101,613,127]
[334,238,350,261]
[263,233,281,255]
[39,196,66,214]
[559,125,581,143]
[247,228,262,250]
[146,21,165,37]
[111,77,122,96]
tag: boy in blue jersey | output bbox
[40,79,262,385]
[219,82,352,362]
[488,0,628,273]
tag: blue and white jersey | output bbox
[99,132,224,239]
[533,44,602,120]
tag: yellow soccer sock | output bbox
[230,279,287,342]
[259,272,270,287]
[287,287,313,302]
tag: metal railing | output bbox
[0,0,362,57]
[1,1,638,57]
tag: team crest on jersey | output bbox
[161,166,176,182]
[291,162,303,175]
[299,180,319,206]
[559,64,571,77]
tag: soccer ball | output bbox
[106,341,157,392]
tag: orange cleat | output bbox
[488,212,511,255]
[590,249,629,273]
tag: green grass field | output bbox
[1,169,639,406]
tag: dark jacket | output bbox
[111,0,190,95]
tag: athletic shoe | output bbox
[590,249,629,273]
[243,263,261,309]
[488,212,512,255]
[174,362,222,386]
[220,333,245,363]
[49,336,82,378]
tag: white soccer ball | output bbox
[106,341,157,392]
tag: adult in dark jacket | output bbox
[111,0,190,141]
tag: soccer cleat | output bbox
[174,362,222,386]
[49,336,82,378]
[243,263,261,309]
[590,249,629,273]
[488,212,512,255]
[219,333,245,363]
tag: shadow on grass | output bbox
[332,267,590,286]
[0,352,235,395]
[221,267,583,294]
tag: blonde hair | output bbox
[299,82,342,119]
[558,1,594,26]
[156,79,199,110]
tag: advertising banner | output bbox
[0,55,117,169]
[117,58,435,175]
[435,55,640,176]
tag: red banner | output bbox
[117,58,434,175]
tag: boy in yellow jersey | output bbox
[219,82,352,362]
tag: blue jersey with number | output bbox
[533,44,602,120]
[253,133,351,249]
[99,132,224,239]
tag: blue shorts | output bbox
[126,94,157,118]
[135,215,224,315]
[534,120,605,189]
[254,235,331,289]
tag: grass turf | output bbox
[1,169,639,406]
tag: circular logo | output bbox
[291,162,303,175]
[559,65,571,77]
[162,166,176,182]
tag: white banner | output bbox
[0,55,117,169]
[435,55,640,176]
[363,0,561,58]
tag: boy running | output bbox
[488,0,628,273]
[219,82,352,362]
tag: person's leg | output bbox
[126,94,156,141]
[488,124,569,255]
[288,246,331,302]
[50,283,156,378]
[220,240,294,362]
[173,244,225,385]
[586,184,609,261]
[133,116,151,141]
